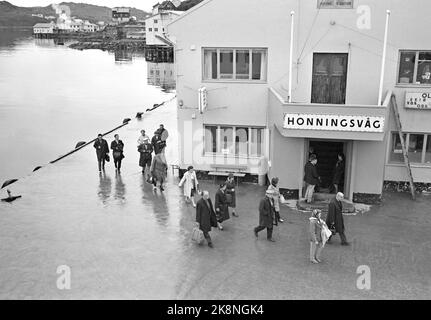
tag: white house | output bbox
[33,22,56,34]
[112,7,131,24]
[145,11,182,45]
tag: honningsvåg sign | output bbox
[283,114,385,132]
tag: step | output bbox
[297,199,355,213]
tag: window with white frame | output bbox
[398,51,431,85]
[204,125,264,157]
[389,132,431,164]
[203,48,267,81]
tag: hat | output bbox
[265,189,275,196]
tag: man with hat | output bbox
[254,189,276,242]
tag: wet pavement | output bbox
[1,100,430,300]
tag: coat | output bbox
[258,196,274,228]
[179,171,199,197]
[110,140,124,160]
[326,197,345,233]
[225,179,236,208]
[332,160,345,184]
[150,154,167,181]
[93,139,109,161]
[304,161,320,185]
[152,134,166,155]
[196,198,218,233]
[309,217,323,243]
[267,183,280,212]
[214,189,230,222]
[138,142,153,167]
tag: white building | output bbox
[112,7,131,24]
[81,22,100,32]
[145,11,182,45]
[33,22,56,34]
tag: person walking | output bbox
[332,153,345,194]
[179,166,199,207]
[309,209,324,264]
[326,192,349,245]
[196,191,218,248]
[93,134,109,173]
[137,130,150,146]
[138,137,153,182]
[267,177,284,224]
[225,173,238,217]
[150,153,167,192]
[110,134,124,173]
[304,154,320,203]
[254,190,276,242]
[214,183,229,230]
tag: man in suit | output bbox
[93,134,109,173]
[196,191,218,248]
[254,189,276,242]
[304,154,320,203]
[326,192,349,245]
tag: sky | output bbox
[8,0,156,11]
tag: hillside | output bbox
[177,0,204,11]
[0,1,149,27]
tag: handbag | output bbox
[104,153,110,162]
[329,223,336,235]
[113,151,122,159]
[191,226,205,244]
[225,193,233,204]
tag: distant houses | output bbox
[112,7,132,24]
[33,22,56,36]
[33,19,100,37]
[145,1,183,46]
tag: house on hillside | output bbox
[167,0,431,203]
[112,7,131,24]
[145,10,182,46]
[33,22,56,38]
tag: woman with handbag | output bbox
[179,166,199,207]
[309,209,324,264]
[225,173,238,217]
[111,134,124,173]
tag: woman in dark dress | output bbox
[110,134,124,173]
[225,173,238,217]
[214,183,229,230]
[332,153,345,194]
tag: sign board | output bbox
[405,92,431,110]
[318,0,354,9]
[221,148,230,155]
[283,114,385,133]
[198,86,208,114]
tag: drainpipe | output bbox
[378,10,391,106]
[288,11,295,103]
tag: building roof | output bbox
[33,23,54,28]
[167,0,213,27]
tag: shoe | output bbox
[310,259,319,264]
[192,203,196,208]
[254,229,258,238]
[160,186,165,192]
[267,238,276,242]
[208,242,214,248]
[341,242,350,246]
[232,212,239,217]
[153,186,157,191]
[218,223,223,231]
[315,258,322,263]
[278,218,284,223]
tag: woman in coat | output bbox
[332,153,345,194]
[267,177,283,225]
[309,209,324,264]
[150,153,167,192]
[110,134,124,173]
[179,166,199,207]
[253,189,275,242]
[225,173,238,217]
[196,191,218,248]
[214,183,229,230]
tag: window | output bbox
[148,28,152,32]
[389,133,431,164]
[398,51,431,85]
[318,0,354,9]
[204,125,264,157]
[154,19,158,23]
[203,48,267,81]
[154,28,158,32]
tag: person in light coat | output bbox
[267,177,284,225]
[179,166,199,207]
[309,209,324,264]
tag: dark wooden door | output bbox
[311,53,348,104]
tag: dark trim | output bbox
[353,193,382,204]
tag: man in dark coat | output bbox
[110,134,124,173]
[326,192,349,245]
[196,191,218,248]
[93,134,109,172]
[214,183,229,230]
[225,173,238,217]
[254,189,276,242]
[304,154,320,203]
[138,137,153,182]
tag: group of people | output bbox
[93,124,169,191]
[304,152,345,204]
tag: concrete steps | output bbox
[297,197,355,214]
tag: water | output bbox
[0,28,175,183]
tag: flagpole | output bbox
[288,11,295,103]
[378,10,391,106]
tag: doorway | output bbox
[308,140,346,193]
[311,53,348,104]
